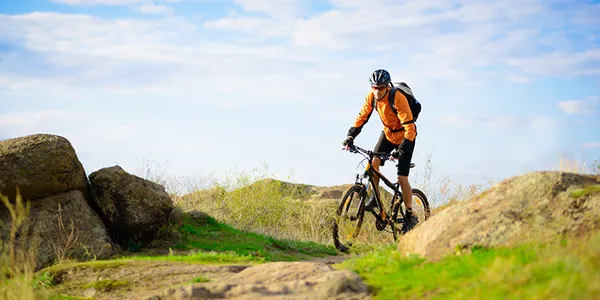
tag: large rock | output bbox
[0,134,89,201]
[89,165,174,245]
[0,190,116,269]
[397,171,600,260]
[148,261,370,299]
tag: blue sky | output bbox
[1,0,599,196]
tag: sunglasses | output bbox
[371,85,387,91]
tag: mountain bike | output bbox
[332,144,431,252]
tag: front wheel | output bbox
[332,183,366,252]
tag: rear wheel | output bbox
[393,188,431,228]
[411,188,431,221]
[332,183,366,252]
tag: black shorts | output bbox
[373,131,416,176]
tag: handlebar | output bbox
[345,144,395,162]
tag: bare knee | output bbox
[397,176,410,188]
[373,157,381,168]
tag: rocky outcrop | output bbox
[0,134,89,201]
[0,190,116,268]
[397,171,600,260]
[89,166,174,246]
[149,261,370,299]
[0,134,117,268]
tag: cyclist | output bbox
[342,68,418,234]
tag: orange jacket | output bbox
[349,87,417,145]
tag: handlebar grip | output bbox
[391,149,403,159]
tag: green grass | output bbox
[33,211,338,300]
[118,250,266,264]
[81,279,129,292]
[46,295,90,300]
[190,275,210,283]
[39,260,128,275]
[339,234,600,300]
[171,164,339,246]
[571,184,600,198]
[172,213,336,260]
[120,212,337,263]
[33,271,56,289]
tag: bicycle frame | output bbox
[350,145,404,224]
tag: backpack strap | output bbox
[388,88,398,115]
[371,93,376,111]
[370,88,406,133]
[372,89,396,113]
[392,83,416,125]
[387,88,404,132]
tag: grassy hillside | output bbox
[141,210,337,262]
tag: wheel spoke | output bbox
[333,184,366,252]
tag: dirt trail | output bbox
[305,254,352,265]
[45,253,361,299]
[46,260,253,299]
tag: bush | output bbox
[0,187,41,299]
[171,164,335,244]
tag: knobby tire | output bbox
[332,183,366,252]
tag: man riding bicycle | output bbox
[342,68,419,234]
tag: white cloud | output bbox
[440,115,557,130]
[0,109,139,153]
[558,96,600,115]
[3,0,598,94]
[0,110,70,127]
[440,115,463,126]
[50,0,179,6]
[558,101,587,115]
[0,12,373,107]
[507,50,600,78]
[135,4,174,15]
[1,1,597,189]
[201,1,600,84]
[581,142,600,149]
[0,2,596,119]
[203,16,286,37]
[507,76,532,84]
[231,0,304,19]
[52,0,149,5]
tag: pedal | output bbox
[337,243,350,252]
[395,218,404,223]
[375,219,386,231]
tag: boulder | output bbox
[148,261,370,299]
[397,171,600,260]
[0,134,89,201]
[0,190,116,269]
[88,166,174,245]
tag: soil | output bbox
[45,254,357,299]
[46,260,253,299]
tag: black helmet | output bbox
[369,69,391,86]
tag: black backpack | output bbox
[372,81,421,124]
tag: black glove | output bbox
[392,148,403,159]
[393,138,413,159]
[342,136,354,147]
